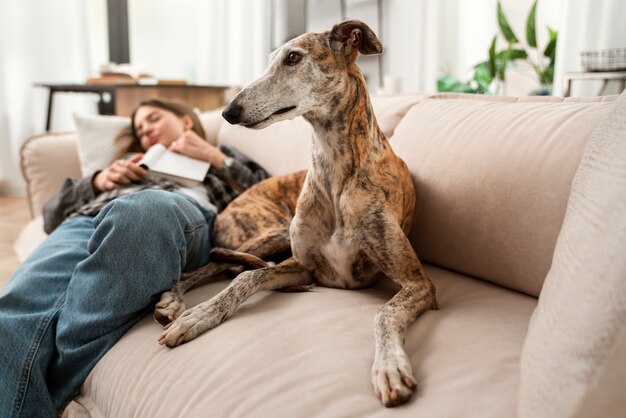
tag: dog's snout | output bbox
[222,103,243,125]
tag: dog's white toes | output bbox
[159,320,194,347]
[158,295,236,348]
[371,356,417,407]
[158,308,221,348]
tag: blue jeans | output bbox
[0,190,215,417]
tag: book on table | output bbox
[138,144,210,187]
[85,63,186,85]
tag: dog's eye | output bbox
[285,51,302,66]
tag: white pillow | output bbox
[73,112,131,178]
[73,110,223,178]
[197,108,223,146]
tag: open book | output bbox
[138,144,210,187]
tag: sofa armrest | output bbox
[20,132,81,218]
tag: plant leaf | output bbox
[543,26,557,59]
[541,27,557,84]
[496,52,508,81]
[474,63,493,93]
[497,48,528,61]
[437,75,457,92]
[497,1,519,44]
[526,0,538,48]
[540,65,554,84]
[488,35,497,78]
[437,75,476,93]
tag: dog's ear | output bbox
[329,20,383,62]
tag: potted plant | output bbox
[438,0,557,95]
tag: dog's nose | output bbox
[222,103,243,125]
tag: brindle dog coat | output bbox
[154,170,306,324]
[158,20,437,407]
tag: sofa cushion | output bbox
[67,264,536,417]
[391,94,618,297]
[518,92,626,417]
[217,94,427,176]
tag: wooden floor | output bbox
[0,195,31,288]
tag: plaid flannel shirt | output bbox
[42,145,269,234]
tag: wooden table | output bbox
[35,83,231,131]
[563,71,626,97]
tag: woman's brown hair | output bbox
[117,99,207,153]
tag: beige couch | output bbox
[14,92,626,417]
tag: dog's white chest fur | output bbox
[318,229,361,288]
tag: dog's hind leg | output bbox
[362,216,437,407]
[154,228,292,326]
[158,257,312,347]
[154,262,239,326]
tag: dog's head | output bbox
[222,20,382,129]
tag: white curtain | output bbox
[553,0,626,96]
[383,0,498,94]
[128,0,271,87]
[0,0,96,193]
[194,0,271,87]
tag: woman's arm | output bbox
[42,175,98,234]
[167,131,269,189]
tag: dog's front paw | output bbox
[158,301,230,348]
[154,291,186,326]
[371,352,417,407]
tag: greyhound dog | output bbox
[154,170,306,325]
[158,20,438,407]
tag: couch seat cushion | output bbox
[68,265,536,417]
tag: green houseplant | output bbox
[438,0,557,95]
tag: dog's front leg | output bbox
[364,217,437,407]
[158,257,313,347]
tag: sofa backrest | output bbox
[391,94,618,297]
[216,94,427,175]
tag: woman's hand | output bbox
[92,154,147,193]
[169,130,227,169]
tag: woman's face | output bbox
[133,105,193,151]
